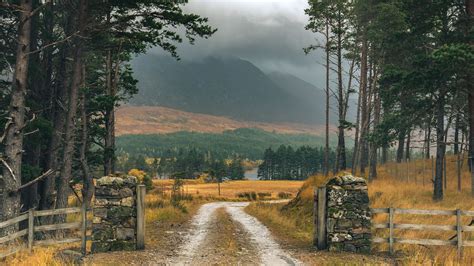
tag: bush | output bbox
[236,191,257,201]
[143,175,154,191]
[278,192,292,199]
[258,192,272,200]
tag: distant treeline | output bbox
[118,148,244,180]
[258,145,348,180]
[116,128,330,160]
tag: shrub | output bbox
[278,192,292,199]
[236,191,257,201]
[258,192,272,199]
[143,174,154,191]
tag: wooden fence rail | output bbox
[371,207,474,256]
[0,203,89,259]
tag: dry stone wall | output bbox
[92,176,138,253]
[326,175,371,253]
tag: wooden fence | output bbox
[371,207,474,256]
[0,202,89,259]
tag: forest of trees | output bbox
[116,128,328,160]
[118,148,245,181]
[305,0,473,201]
[257,145,337,180]
[0,0,215,232]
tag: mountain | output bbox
[115,106,331,136]
[130,54,327,124]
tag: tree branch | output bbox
[26,31,79,55]
[1,158,17,182]
[13,169,54,192]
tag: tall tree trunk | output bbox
[425,122,432,159]
[405,130,411,161]
[55,0,88,222]
[1,0,33,233]
[40,7,72,214]
[434,94,446,201]
[382,145,388,164]
[369,67,380,181]
[454,113,460,154]
[324,19,330,177]
[335,11,346,171]
[79,66,93,207]
[396,131,405,163]
[104,49,114,176]
[352,74,362,174]
[359,33,369,175]
[466,0,474,196]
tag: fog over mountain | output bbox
[132,0,356,125]
[131,54,329,124]
[147,0,326,89]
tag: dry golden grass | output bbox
[153,179,304,199]
[246,202,313,248]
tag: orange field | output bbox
[153,179,304,199]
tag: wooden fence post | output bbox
[313,187,318,246]
[316,186,327,250]
[81,201,87,255]
[389,207,394,255]
[456,209,463,258]
[28,209,34,252]
[136,185,146,250]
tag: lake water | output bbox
[245,168,259,180]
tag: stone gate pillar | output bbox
[91,176,138,253]
[325,175,371,253]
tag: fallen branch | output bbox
[14,169,54,192]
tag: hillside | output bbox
[116,128,332,160]
[130,55,327,124]
[115,106,331,136]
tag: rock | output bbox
[96,176,124,187]
[119,187,134,198]
[94,207,107,218]
[116,227,135,240]
[121,196,135,207]
[92,216,102,224]
[110,241,136,251]
[58,250,83,263]
[91,242,111,253]
[92,227,114,241]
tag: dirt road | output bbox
[169,202,301,266]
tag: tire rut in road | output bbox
[225,202,302,266]
[189,207,261,265]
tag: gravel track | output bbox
[171,202,301,266]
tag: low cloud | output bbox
[148,0,326,88]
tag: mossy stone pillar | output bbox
[91,176,138,253]
[326,175,371,253]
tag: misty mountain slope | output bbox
[130,54,327,124]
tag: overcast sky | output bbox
[148,0,326,89]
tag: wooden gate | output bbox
[0,202,89,259]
